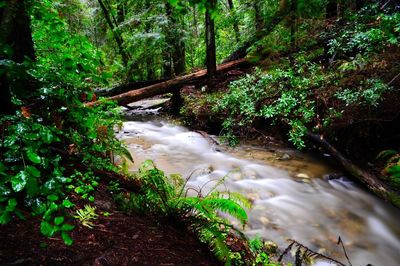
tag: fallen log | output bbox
[307,132,400,208]
[87,59,248,106]
[95,79,167,97]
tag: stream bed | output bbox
[119,108,400,266]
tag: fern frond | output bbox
[202,198,248,225]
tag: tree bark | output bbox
[227,0,240,43]
[253,1,265,34]
[326,0,338,19]
[165,2,186,77]
[205,0,217,79]
[290,0,297,51]
[97,0,129,67]
[224,0,290,62]
[0,0,36,114]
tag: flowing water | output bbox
[119,106,400,266]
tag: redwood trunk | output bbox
[205,0,217,79]
[0,0,36,114]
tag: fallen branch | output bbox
[307,132,399,207]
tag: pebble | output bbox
[296,173,310,179]
[280,154,291,160]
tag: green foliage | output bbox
[0,0,134,246]
[328,4,400,57]
[378,150,400,189]
[335,78,391,107]
[216,60,324,149]
[117,160,251,264]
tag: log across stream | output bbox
[118,104,400,266]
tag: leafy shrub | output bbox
[0,0,132,245]
[216,60,324,149]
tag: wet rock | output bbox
[259,216,270,226]
[279,154,291,160]
[264,240,278,254]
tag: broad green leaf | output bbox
[54,216,64,226]
[11,171,28,192]
[47,194,59,202]
[40,128,54,143]
[26,149,41,164]
[26,177,39,196]
[0,211,11,224]
[62,199,74,208]
[5,198,17,212]
[26,165,41,177]
[61,231,73,246]
[61,223,75,231]
[40,221,55,237]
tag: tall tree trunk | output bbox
[227,0,240,43]
[326,0,338,19]
[224,0,290,62]
[165,2,186,77]
[0,0,36,114]
[205,0,217,79]
[97,0,129,67]
[290,0,297,51]
[253,1,265,34]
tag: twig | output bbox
[388,71,400,86]
[337,236,353,266]
[279,239,347,266]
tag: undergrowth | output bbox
[115,160,279,265]
[212,3,398,149]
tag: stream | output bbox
[119,102,400,266]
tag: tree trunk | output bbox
[253,1,265,34]
[205,0,217,79]
[165,2,186,77]
[326,0,338,19]
[0,0,36,114]
[290,0,297,51]
[227,0,240,43]
[224,0,290,62]
[97,0,129,67]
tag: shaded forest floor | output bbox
[0,183,218,266]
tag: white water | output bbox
[120,119,400,266]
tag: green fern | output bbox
[121,160,252,264]
[73,205,98,228]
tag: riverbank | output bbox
[0,182,219,265]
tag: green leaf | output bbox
[11,171,28,192]
[26,149,41,164]
[47,194,59,202]
[61,231,73,246]
[61,223,75,231]
[40,221,55,237]
[0,211,11,224]
[26,177,39,196]
[62,199,74,208]
[5,198,17,212]
[0,185,11,196]
[26,165,41,177]
[40,128,54,144]
[54,216,64,226]
[0,162,6,175]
